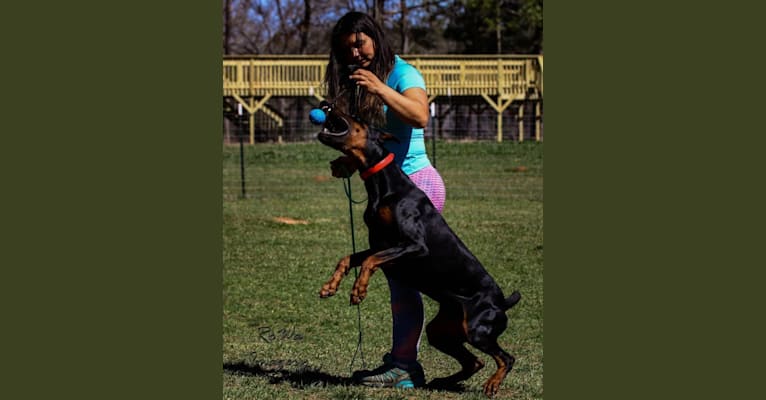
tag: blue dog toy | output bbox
[309,108,326,125]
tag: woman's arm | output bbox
[350,69,429,128]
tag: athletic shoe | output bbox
[352,353,425,389]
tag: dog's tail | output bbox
[503,290,521,310]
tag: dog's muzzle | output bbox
[317,109,350,141]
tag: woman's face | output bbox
[338,31,376,68]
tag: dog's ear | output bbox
[379,132,400,143]
[369,127,400,144]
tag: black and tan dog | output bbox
[316,103,521,397]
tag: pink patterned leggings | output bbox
[408,165,446,213]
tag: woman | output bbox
[323,11,446,389]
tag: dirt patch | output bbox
[273,217,310,225]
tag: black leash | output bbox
[343,62,369,373]
[344,176,367,373]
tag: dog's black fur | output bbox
[316,103,520,397]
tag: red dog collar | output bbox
[360,153,394,180]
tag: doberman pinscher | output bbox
[316,102,521,397]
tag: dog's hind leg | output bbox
[475,341,514,398]
[466,311,515,398]
[425,303,485,389]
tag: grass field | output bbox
[223,141,543,399]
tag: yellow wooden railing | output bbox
[223,55,543,143]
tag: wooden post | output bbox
[497,112,503,143]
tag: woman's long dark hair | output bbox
[324,11,394,126]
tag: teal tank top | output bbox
[383,55,431,175]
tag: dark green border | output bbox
[548,1,761,399]
[5,2,221,398]
[549,2,668,397]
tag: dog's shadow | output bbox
[223,360,467,393]
[223,360,351,388]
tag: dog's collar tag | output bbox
[360,153,395,180]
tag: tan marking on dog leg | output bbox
[483,355,509,398]
[319,255,351,298]
[349,256,381,304]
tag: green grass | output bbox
[223,141,543,399]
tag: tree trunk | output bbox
[373,0,385,27]
[399,0,409,53]
[299,0,312,54]
[496,0,502,54]
[223,0,232,54]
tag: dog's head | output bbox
[316,101,396,167]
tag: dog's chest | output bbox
[364,204,396,230]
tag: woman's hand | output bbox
[349,69,387,95]
[350,69,429,128]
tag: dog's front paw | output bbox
[330,156,358,178]
[350,293,365,305]
[319,283,337,298]
[349,287,366,304]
